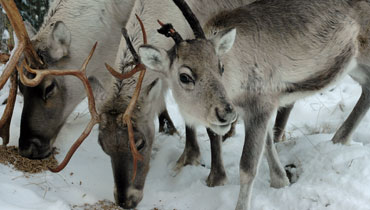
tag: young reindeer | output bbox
[138,0,363,209]
[16,0,176,159]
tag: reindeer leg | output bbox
[332,85,370,144]
[206,128,227,187]
[265,129,290,188]
[158,109,178,135]
[236,103,277,210]
[174,125,200,172]
[274,104,294,142]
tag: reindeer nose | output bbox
[215,104,236,124]
[18,138,52,159]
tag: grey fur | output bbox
[18,0,136,159]
[138,0,364,209]
[275,1,370,145]
[96,0,256,208]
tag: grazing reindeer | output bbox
[93,0,256,208]
[17,0,143,159]
[138,0,363,209]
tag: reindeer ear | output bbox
[48,21,71,60]
[138,45,170,74]
[212,28,236,55]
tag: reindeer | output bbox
[15,0,161,159]
[274,0,370,145]
[92,0,257,208]
[138,0,365,209]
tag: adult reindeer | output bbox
[138,0,365,209]
[275,0,370,145]
[16,0,176,159]
[92,0,256,208]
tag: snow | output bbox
[1,68,370,210]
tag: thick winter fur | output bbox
[18,0,135,159]
[138,0,363,209]
[267,0,370,145]
[96,0,256,208]
[330,0,370,144]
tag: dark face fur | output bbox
[98,109,154,209]
[19,75,66,159]
[18,21,72,159]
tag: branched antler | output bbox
[105,14,147,80]
[0,0,100,172]
[0,70,17,146]
[0,0,43,89]
[0,0,44,146]
[33,43,100,173]
[16,43,100,172]
[105,14,147,182]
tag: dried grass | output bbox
[0,146,58,173]
[71,200,125,210]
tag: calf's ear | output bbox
[212,28,236,55]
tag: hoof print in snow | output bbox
[285,164,299,184]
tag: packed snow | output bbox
[1,71,370,210]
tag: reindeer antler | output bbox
[0,70,17,146]
[0,0,43,89]
[15,43,99,172]
[0,0,44,145]
[0,1,100,172]
[36,43,100,173]
[172,0,206,39]
[105,14,147,182]
[157,20,183,44]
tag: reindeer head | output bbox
[18,2,75,159]
[139,0,237,135]
[97,93,154,209]
[93,16,158,208]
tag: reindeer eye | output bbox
[136,139,145,151]
[179,73,194,84]
[219,61,225,75]
[43,81,56,101]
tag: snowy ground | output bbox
[1,74,370,210]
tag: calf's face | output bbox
[139,28,237,135]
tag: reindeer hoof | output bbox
[206,171,227,187]
[173,151,201,173]
[270,165,291,188]
[332,136,351,145]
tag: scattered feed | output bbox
[0,146,58,173]
[71,200,125,210]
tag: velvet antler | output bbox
[157,20,183,44]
